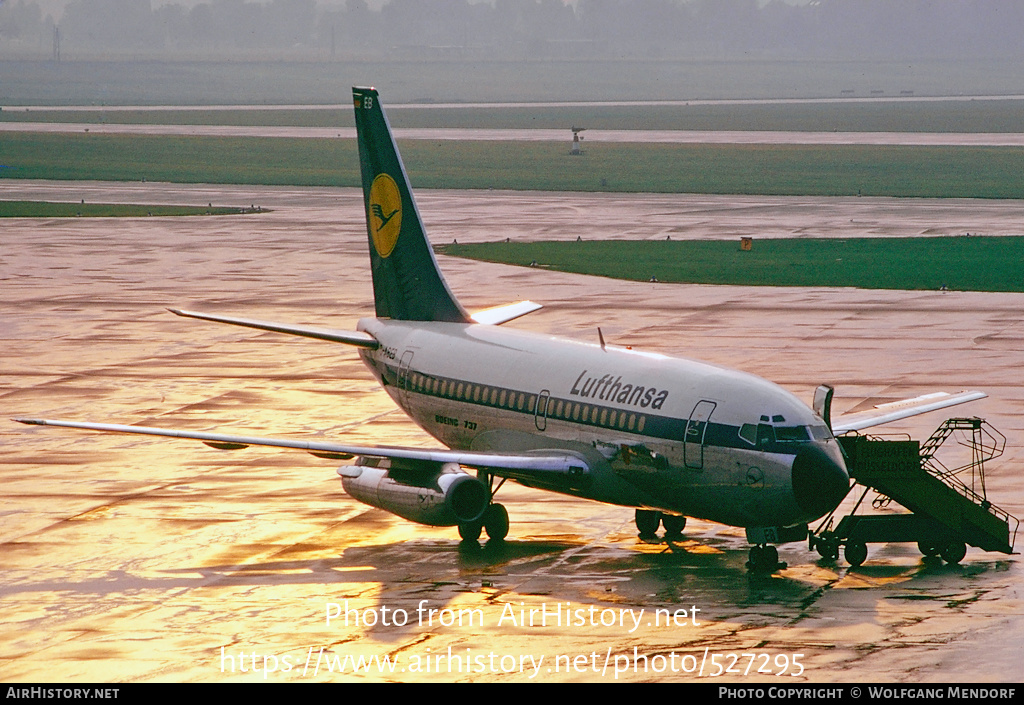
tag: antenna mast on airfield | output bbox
[570,126,586,155]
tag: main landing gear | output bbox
[458,503,509,542]
[458,471,509,543]
[635,509,687,541]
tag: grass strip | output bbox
[2,133,1024,198]
[436,237,1024,292]
[0,200,261,217]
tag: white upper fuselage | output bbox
[357,317,843,529]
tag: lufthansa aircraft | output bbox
[17,87,986,571]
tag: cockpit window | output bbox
[746,419,824,448]
[774,425,810,442]
[809,424,833,441]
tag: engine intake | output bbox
[338,460,488,526]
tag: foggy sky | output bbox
[3,0,1023,63]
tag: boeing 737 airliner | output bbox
[16,87,986,571]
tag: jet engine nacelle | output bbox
[337,459,488,526]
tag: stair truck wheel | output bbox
[845,542,868,567]
[816,538,840,560]
[941,540,967,564]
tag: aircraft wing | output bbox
[167,308,379,349]
[831,391,987,434]
[168,304,542,339]
[13,418,589,478]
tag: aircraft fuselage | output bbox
[358,317,849,530]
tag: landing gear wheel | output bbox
[458,521,482,542]
[917,541,941,558]
[635,509,661,538]
[483,503,509,542]
[747,545,763,570]
[747,544,780,572]
[662,514,687,540]
[845,542,868,567]
[941,540,967,564]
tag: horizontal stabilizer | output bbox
[831,391,987,433]
[470,301,543,326]
[168,308,379,349]
[13,417,589,477]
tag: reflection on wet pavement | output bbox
[2,182,1022,682]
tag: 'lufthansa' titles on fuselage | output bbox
[569,370,669,410]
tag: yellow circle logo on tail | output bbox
[369,174,402,258]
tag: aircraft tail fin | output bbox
[353,86,470,323]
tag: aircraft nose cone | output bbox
[791,443,850,519]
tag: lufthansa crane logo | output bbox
[369,173,402,258]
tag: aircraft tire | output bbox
[662,514,687,539]
[747,544,779,572]
[845,542,868,567]
[458,521,482,542]
[483,503,509,542]
[941,540,967,564]
[917,541,941,557]
[635,509,661,538]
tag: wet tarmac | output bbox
[2,181,1023,683]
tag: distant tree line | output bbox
[3,0,1024,61]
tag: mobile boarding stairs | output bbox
[810,417,1019,566]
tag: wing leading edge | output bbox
[13,417,589,479]
[170,302,541,340]
[167,308,380,348]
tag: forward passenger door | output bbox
[684,400,716,470]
